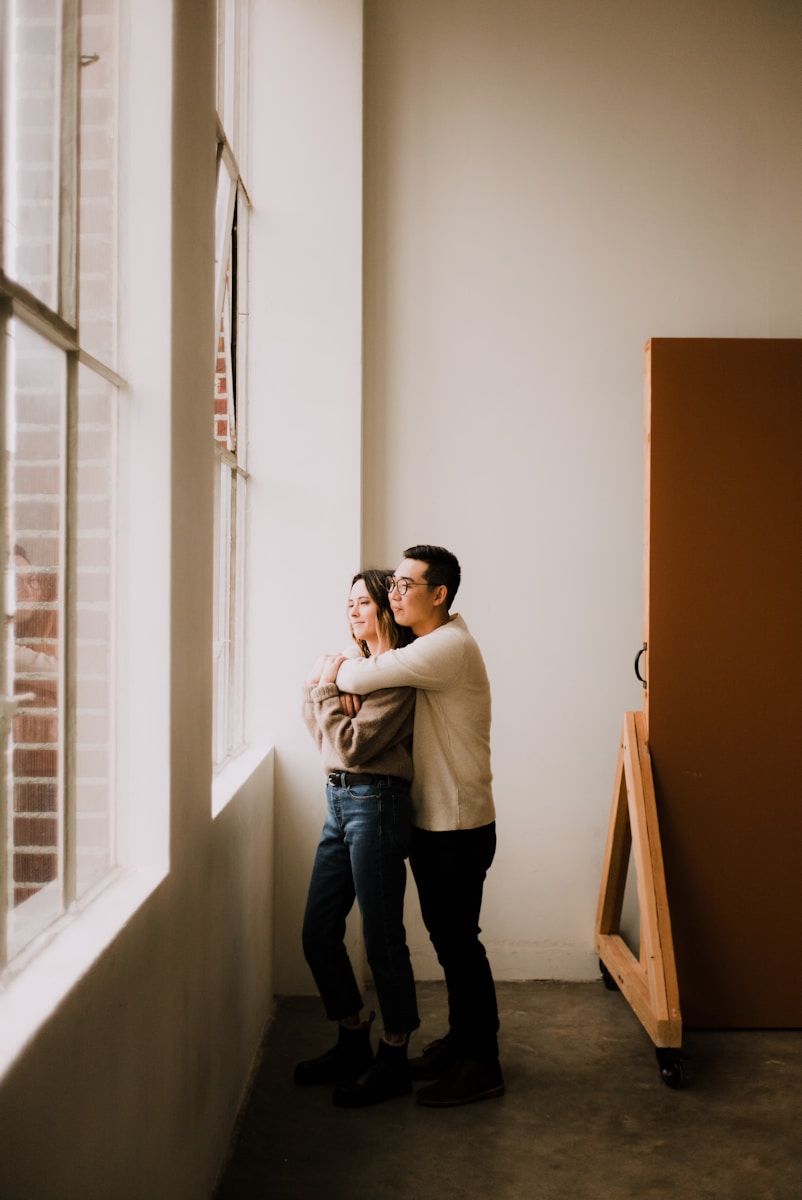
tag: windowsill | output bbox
[0,864,166,1083]
[0,745,274,1082]
[6,877,63,960]
[212,740,274,818]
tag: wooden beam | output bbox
[595,712,682,1049]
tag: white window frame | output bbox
[213,0,250,774]
[0,0,124,968]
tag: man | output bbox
[335,544,503,1107]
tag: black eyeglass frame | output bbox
[385,576,435,597]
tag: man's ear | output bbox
[432,584,449,608]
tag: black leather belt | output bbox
[327,771,378,787]
[327,771,410,789]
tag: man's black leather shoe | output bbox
[408,1034,459,1080]
[415,1057,505,1107]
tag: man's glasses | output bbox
[385,576,433,596]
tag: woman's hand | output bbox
[307,654,359,712]
[317,653,346,686]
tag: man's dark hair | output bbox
[403,544,461,610]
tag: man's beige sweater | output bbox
[336,614,494,832]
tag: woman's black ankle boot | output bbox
[331,1037,412,1107]
[294,1013,375,1085]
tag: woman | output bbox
[13,545,58,696]
[297,568,419,1108]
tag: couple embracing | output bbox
[298,545,502,1109]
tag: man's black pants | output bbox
[409,822,500,1060]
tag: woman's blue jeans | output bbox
[302,776,419,1036]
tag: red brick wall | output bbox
[216,323,232,445]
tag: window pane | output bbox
[217,0,241,157]
[214,161,235,316]
[79,2,118,366]
[231,467,246,744]
[213,0,248,775]
[212,458,232,766]
[3,0,63,310]
[75,363,115,897]
[5,318,65,953]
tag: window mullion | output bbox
[3,281,78,355]
[0,309,8,966]
[60,1,81,329]
[61,352,79,908]
[226,466,238,752]
[217,132,251,208]
[0,16,6,267]
[213,441,248,477]
[77,348,126,392]
[234,182,249,463]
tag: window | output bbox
[1,0,119,963]
[213,0,250,771]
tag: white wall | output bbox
[246,0,366,996]
[356,0,802,982]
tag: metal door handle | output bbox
[634,643,647,688]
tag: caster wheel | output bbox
[599,960,619,991]
[656,1047,685,1089]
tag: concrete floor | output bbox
[214,980,802,1200]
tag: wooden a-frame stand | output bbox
[595,711,682,1073]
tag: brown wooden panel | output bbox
[645,338,802,1028]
